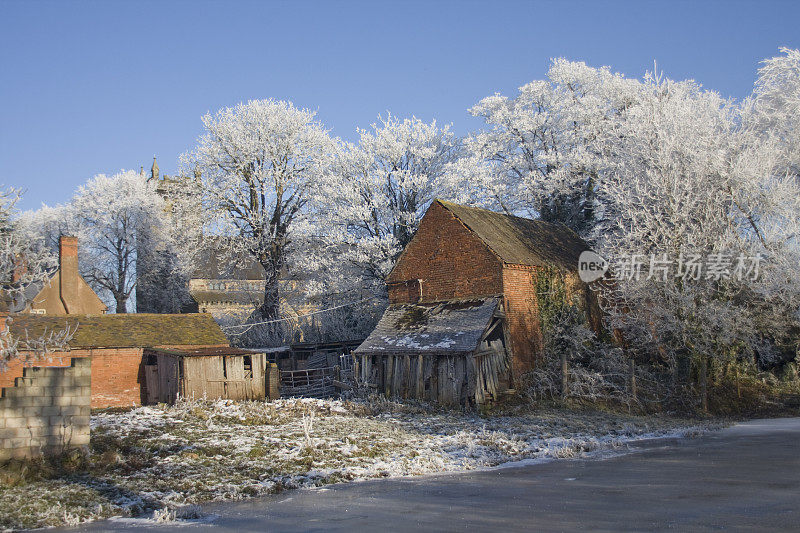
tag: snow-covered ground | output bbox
[0,397,723,530]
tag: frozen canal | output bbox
[66,417,800,532]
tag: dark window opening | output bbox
[222,356,228,379]
[243,355,253,379]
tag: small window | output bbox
[243,355,253,379]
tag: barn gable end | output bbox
[388,200,503,303]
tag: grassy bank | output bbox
[0,397,723,530]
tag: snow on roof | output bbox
[354,297,500,356]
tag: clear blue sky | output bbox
[2,0,798,211]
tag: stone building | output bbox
[136,157,269,320]
[185,241,266,319]
[354,200,600,406]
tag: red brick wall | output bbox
[388,202,503,303]
[502,265,544,380]
[502,267,601,381]
[2,343,230,409]
[1,348,145,408]
[85,348,147,408]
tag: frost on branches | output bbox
[182,99,338,321]
[0,188,72,370]
[451,59,640,237]
[71,171,174,313]
[323,114,461,285]
[462,50,800,407]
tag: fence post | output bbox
[266,363,280,400]
[561,351,568,399]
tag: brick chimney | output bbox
[10,256,27,283]
[59,236,79,313]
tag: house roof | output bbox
[8,313,229,349]
[354,297,500,356]
[436,200,590,271]
[0,267,57,313]
[192,237,264,280]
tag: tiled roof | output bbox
[354,297,500,356]
[191,237,264,280]
[0,267,56,313]
[8,313,229,349]
[437,200,590,271]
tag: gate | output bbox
[280,366,338,398]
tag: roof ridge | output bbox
[434,199,507,263]
[434,199,589,270]
[435,198,569,229]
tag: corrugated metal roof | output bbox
[354,297,499,356]
[437,200,589,271]
[8,313,229,349]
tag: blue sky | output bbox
[1,0,799,211]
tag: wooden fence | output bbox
[280,366,339,398]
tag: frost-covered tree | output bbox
[0,188,72,370]
[182,99,337,320]
[18,203,79,252]
[745,47,800,177]
[327,114,461,283]
[452,59,640,236]
[589,56,800,406]
[71,170,167,313]
[136,173,203,314]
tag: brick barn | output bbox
[1,313,230,408]
[354,200,600,407]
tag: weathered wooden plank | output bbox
[415,354,424,400]
[402,355,411,399]
[466,352,476,405]
[394,356,403,398]
[426,356,436,402]
[144,365,159,405]
[437,358,447,405]
[385,354,394,397]
[454,355,465,405]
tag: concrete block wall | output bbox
[0,357,91,462]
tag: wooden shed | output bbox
[143,347,277,404]
[353,297,509,407]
